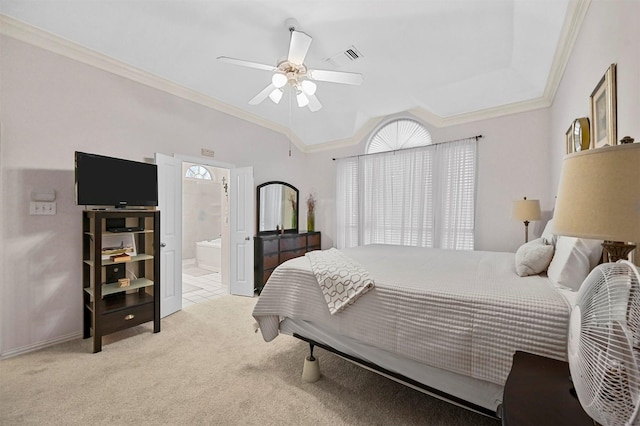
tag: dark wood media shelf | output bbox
[85,290,155,314]
[82,209,160,353]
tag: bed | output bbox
[252,235,603,417]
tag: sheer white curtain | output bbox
[336,137,477,250]
[433,139,477,249]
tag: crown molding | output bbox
[0,14,309,153]
[412,96,553,128]
[302,117,384,153]
[543,0,591,101]
[301,0,591,152]
[307,95,552,153]
[1,1,589,154]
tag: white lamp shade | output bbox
[554,143,640,242]
[272,73,287,88]
[296,91,309,107]
[512,199,541,221]
[268,88,283,104]
[301,79,317,95]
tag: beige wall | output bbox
[1,1,638,356]
[549,0,640,194]
[0,35,308,356]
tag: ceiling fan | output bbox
[217,20,363,112]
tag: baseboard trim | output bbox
[0,331,83,360]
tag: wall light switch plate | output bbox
[29,202,56,215]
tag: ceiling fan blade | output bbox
[308,69,363,85]
[217,56,277,72]
[249,83,276,105]
[307,93,323,112]
[287,30,312,65]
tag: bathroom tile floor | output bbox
[182,264,227,308]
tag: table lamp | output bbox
[553,143,640,262]
[512,197,541,243]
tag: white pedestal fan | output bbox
[568,260,640,425]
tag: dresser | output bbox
[254,232,321,293]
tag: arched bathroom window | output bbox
[366,118,432,154]
[185,165,213,180]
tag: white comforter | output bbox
[252,244,571,385]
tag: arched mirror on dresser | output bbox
[254,181,321,294]
[257,181,299,234]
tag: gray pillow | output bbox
[515,238,555,277]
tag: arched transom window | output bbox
[367,118,432,154]
[185,165,212,180]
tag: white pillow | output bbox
[541,219,557,246]
[515,238,555,277]
[547,236,603,290]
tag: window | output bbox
[185,165,212,180]
[367,118,433,153]
[336,119,477,250]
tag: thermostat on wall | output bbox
[30,188,56,202]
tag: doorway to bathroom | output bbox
[181,161,230,307]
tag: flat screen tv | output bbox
[75,151,158,208]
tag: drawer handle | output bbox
[124,314,135,321]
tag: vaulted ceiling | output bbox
[0,0,585,151]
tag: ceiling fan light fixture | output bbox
[272,73,288,88]
[301,79,317,96]
[296,91,309,107]
[268,88,283,104]
[219,22,363,112]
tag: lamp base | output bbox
[602,241,636,263]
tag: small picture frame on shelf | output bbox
[102,233,137,260]
[565,124,574,154]
[590,63,617,148]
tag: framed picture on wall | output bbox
[590,63,617,148]
[565,124,574,154]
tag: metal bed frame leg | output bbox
[302,343,321,382]
[292,333,497,418]
[309,343,316,361]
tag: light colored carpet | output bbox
[182,282,202,293]
[183,267,214,277]
[0,296,499,426]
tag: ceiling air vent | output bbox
[326,46,363,68]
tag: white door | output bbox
[155,153,183,317]
[229,166,254,296]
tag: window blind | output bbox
[336,138,477,250]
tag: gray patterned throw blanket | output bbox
[305,248,375,314]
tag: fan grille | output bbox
[569,261,640,426]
